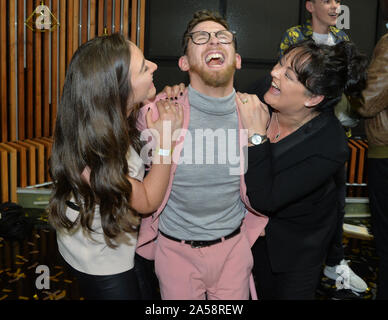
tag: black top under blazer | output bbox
[245,111,349,272]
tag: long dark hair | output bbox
[284,39,369,112]
[49,33,141,248]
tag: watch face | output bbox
[251,134,262,145]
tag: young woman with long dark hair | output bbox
[48,33,182,300]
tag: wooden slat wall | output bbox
[0,144,18,203]
[139,0,145,51]
[51,0,59,135]
[0,0,138,203]
[34,0,43,138]
[17,0,26,141]
[346,138,369,198]
[26,0,34,139]
[9,0,17,142]
[0,0,8,142]
[0,148,9,201]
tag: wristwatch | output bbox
[248,133,268,145]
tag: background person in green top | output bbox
[279,0,349,58]
[249,0,368,295]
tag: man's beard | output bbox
[190,59,236,88]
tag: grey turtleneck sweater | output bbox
[158,85,245,240]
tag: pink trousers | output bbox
[154,226,254,300]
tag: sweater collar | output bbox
[188,85,236,115]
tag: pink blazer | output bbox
[135,89,268,260]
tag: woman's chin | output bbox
[148,88,156,101]
[263,92,273,106]
[147,93,156,102]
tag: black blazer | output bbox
[245,112,349,272]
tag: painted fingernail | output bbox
[180,92,183,96]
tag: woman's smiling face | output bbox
[128,42,158,114]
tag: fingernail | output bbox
[148,107,151,111]
[170,97,173,100]
[180,92,183,96]
[174,97,178,100]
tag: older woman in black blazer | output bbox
[236,40,368,300]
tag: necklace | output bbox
[274,112,281,141]
[272,111,317,142]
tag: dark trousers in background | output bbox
[252,237,322,300]
[134,253,161,300]
[64,259,141,300]
[368,158,388,300]
[325,165,346,266]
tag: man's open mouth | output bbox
[205,52,225,67]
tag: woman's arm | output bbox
[245,142,347,215]
[129,99,183,214]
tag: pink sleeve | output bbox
[136,93,168,131]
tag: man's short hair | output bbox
[181,10,231,54]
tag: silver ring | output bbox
[242,98,248,104]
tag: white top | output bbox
[312,32,336,46]
[57,146,145,275]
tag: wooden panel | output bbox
[0,143,18,202]
[0,147,9,202]
[358,139,369,187]
[51,0,59,136]
[5,141,28,187]
[24,139,45,184]
[81,0,89,44]
[98,0,104,36]
[17,0,26,140]
[139,0,145,51]
[106,0,113,34]
[15,140,36,186]
[59,0,67,97]
[349,139,367,197]
[347,142,357,197]
[0,0,8,142]
[349,140,363,196]
[352,140,365,181]
[43,30,50,137]
[40,136,54,143]
[67,0,74,66]
[26,0,34,139]
[114,0,121,34]
[34,0,43,138]
[9,0,17,141]
[90,0,97,39]
[130,0,136,42]
[73,0,80,53]
[33,137,53,182]
[0,0,138,193]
